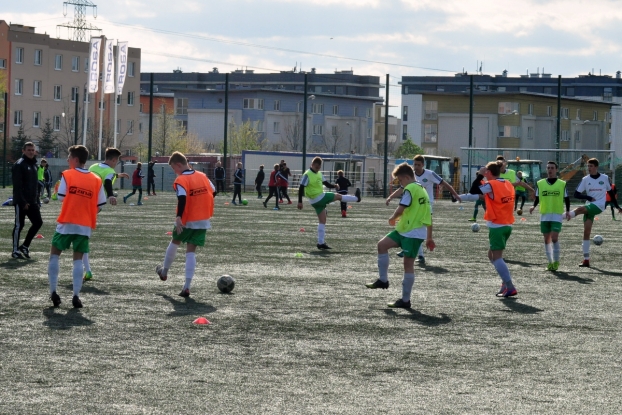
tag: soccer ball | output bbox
[242,199,248,205]
[42,197,50,204]
[516,209,523,216]
[593,235,604,246]
[471,223,480,232]
[217,275,235,293]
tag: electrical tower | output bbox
[57,1,101,42]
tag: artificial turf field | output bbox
[1,188,621,414]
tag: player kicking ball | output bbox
[297,156,361,250]
[366,163,435,309]
[566,158,621,267]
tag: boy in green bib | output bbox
[297,157,361,249]
[365,163,435,309]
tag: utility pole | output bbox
[57,1,101,41]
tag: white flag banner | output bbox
[88,37,102,93]
[116,41,128,95]
[103,39,115,94]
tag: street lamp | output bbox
[301,92,315,172]
[346,121,353,153]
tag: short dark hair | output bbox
[588,158,599,167]
[486,161,502,177]
[68,145,89,165]
[413,154,425,164]
[547,161,558,168]
[23,142,35,150]
[105,147,122,161]
[392,162,415,179]
[496,155,505,162]
[311,156,322,166]
[169,151,187,165]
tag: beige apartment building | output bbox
[401,91,618,163]
[0,20,141,159]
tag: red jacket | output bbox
[268,170,277,187]
[132,168,144,186]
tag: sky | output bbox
[4,0,622,115]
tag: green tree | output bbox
[152,111,189,156]
[11,126,29,161]
[219,120,266,154]
[394,137,424,159]
[38,119,57,157]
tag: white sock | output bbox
[569,211,577,219]
[341,195,357,202]
[72,260,83,296]
[418,244,424,257]
[552,241,561,262]
[493,258,513,288]
[163,242,179,274]
[582,240,590,260]
[317,223,325,244]
[545,243,553,263]
[184,252,196,290]
[82,252,91,273]
[48,254,60,294]
[402,273,415,302]
[378,253,389,282]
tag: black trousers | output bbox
[232,183,242,202]
[148,178,156,195]
[216,179,225,193]
[280,186,291,203]
[265,186,279,207]
[13,203,43,251]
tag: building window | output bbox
[0,58,6,69]
[255,120,263,132]
[70,117,75,132]
[336,86,344,94]
[297,102,303,113]
[402,125,408,140]
[55,54,62,70]
[160,104,166,113]
[139,103,144,113]
[575,130,581,142]
[544,87,552,94]
[84,58,89,72]
[593,110,598,121]
[561,108,569,119]
[128,62,135,77]
[353,107,358,117]
[33,112,41,128]
[498,102,519,114]
[116,119,121,133]
[404,86,409,94]
[116,95,121,105]
[15,79,23,95]
[603,88,612,102]
[547,106,553,117]
[527,126,534,139]
[72,56,79,72]
[243,98,264,110]
[177,120,188,132]
[127,91,135,106]
[528,104,533,115]
[176,98,188,115]
[83,87,90,103]
[127,120,134,135]
[139,122,143,133]
[576,109,581,120]
[424,101,438,120]
[33,81,41,97]
[497,87,506,92]
[34,49,42,65]
[519,87,527,92]
[332,105,339,116]
[424,124,437,143]
[561,130,570,141]
[71,86,79,102]
[403,106,408,122]
[273,100,280,111]
[312,124,323,135]
[605,112,610,122]
[53,115,61,131]
[274,122,280,134]
[367,128,371,139]
[53,85,62,101]
[331,125,338,137]
[498,126,521,137]
[366,108,372,118]
[14,110,22,126]
[566,87,575,96]
[436,86,445,92]
[16,47,24,64]
[312,103,324,114]
[0,122,3,132]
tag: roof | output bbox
[167,87,384,102]
[408,90,619,106]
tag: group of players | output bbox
[10,141,621,310]
[366,154,621,309]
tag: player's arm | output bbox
[96,184,107,213]
[56,176,67,202]
[386,187,404,205]
[322,180,337,190]
[573,190,594,202]
[388,204,405,226]
[564,196,571,212]
[440,180,461,202]
[426,224,435,251]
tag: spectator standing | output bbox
[335,170,352,217]
[231,162,244,205]
[214,161,226,195]
[263,164,280,210]
[147,161,157,196]
[255,165,265,199]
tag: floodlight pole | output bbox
[2,92,7,188]
[302,73,308,173]
[383,74,389,198]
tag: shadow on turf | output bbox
[499,298,543,314]
[504,259,536,268]
[0,260,32,270]
[554,271,594,284]
[158,294,216,317]
[42,308,93,330]
[382,309,451,326]
[588,267,622,278]
[308,250,337,257]
[63,283,110,295]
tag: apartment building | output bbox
[0,20,141,159]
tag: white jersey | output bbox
[576,173,611,211]
[415,169,443,203]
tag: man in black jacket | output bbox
[214,161,225,195]
[12,142,43,259]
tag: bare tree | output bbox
[281,115,303,151]
[318,126,346,154]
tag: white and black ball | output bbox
[217,275,235,293]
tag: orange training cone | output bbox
[224,202,229,205]
[299,228,305,232]
[193,317,210,325]
[35,234,44,239]
[166,231,172,235]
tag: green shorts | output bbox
[51,232,90,253]
[488,226,512,251]
[311,192,336,215]
[583,203,603,222]
[540,221,562,234]
[386,230,424,259]
[172,227,206,246]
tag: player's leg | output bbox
[568,205,588,219]
[317,209,328,247]
[12,204,26,257]
[157,237,182,280]
[334,190,361,203]
[581,218,594,266]
[489,227,517,297]
[366,232,400,289]
[550,228,561,270]
[71,241,86,308]
[137,187,143,205]
[389,237,421,308]
[18,205,43,259]
[520,193,526,210]
[180,236,202,297]
[48,242,63,306]
[542,221,554,269]
[82,252,92,281]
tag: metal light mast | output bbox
[57,1,101,42]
